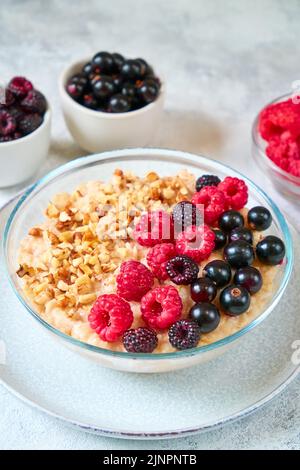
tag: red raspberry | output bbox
[116,260,154,301]
[192,186,227,225]
[259,99,300,141]
[175,225,215,263]
[218,177,248,210]
[288,159,300,177]
[146,243,176,280]
[88,294,133,342]
[133,210,174,247]
[141,285,182,330]
[8,76,33,99]
[266,132,300,164]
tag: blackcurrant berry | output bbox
[203,260,232,287]
[213,229,227,250]
[234,266,263,294]
[224,241,254,268]
[92,51,114,73]
[189,303,220,333]
[220,284,250,316]
[92,76,115,99]
[108,94,131,113]
[256,236,285,265]
[219,210,244,233]
[121,82,136,99]
[121,59,142,80]
[112,53,125,72]
[190,278,217,303]
[248,206,272,231]
[137,78,159,104]
[229,227,253,244]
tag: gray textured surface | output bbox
[0,0,300,450]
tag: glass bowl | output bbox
[252,92,300,201]
[3,148,293,373]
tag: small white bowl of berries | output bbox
[59,52,165,153]
[0,76,51,187]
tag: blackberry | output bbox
[168,320,201,350]
[166,255,199,285]
[123,327,158,353]
[195,174,221,192]
[172,201,202,233]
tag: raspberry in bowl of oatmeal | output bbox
[3,149,293,373]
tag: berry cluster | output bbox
[258,98,300,177]
[0,77,47,142]
[88,173,286,354]
[66,51,161,113]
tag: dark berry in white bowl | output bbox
[189,303,221,333]
[234,266,263,294]
[256,235,285,265]
[220,285,250,316]
[203,260,232,287]
[0,76,50,186]
[248,206,272,231]
[60,53,164,151]
[224,240,254,268]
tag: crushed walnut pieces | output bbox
[17,170,195,317]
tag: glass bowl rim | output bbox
[251,91,300,185]
[3,148,294,360]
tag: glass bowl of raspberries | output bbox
[58,52,164,153]
[0,76,51,187]
[4,148,293,373]
[252,93,300,201]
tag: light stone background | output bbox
[0,0,300,450]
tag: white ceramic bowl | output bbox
[58,58,165,153]
[3,149,293,373]
[0,108,51,188]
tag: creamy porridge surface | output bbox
[17,169,278,353]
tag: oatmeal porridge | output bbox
[17,169,285,354]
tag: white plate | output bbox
[0,195,299,439]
